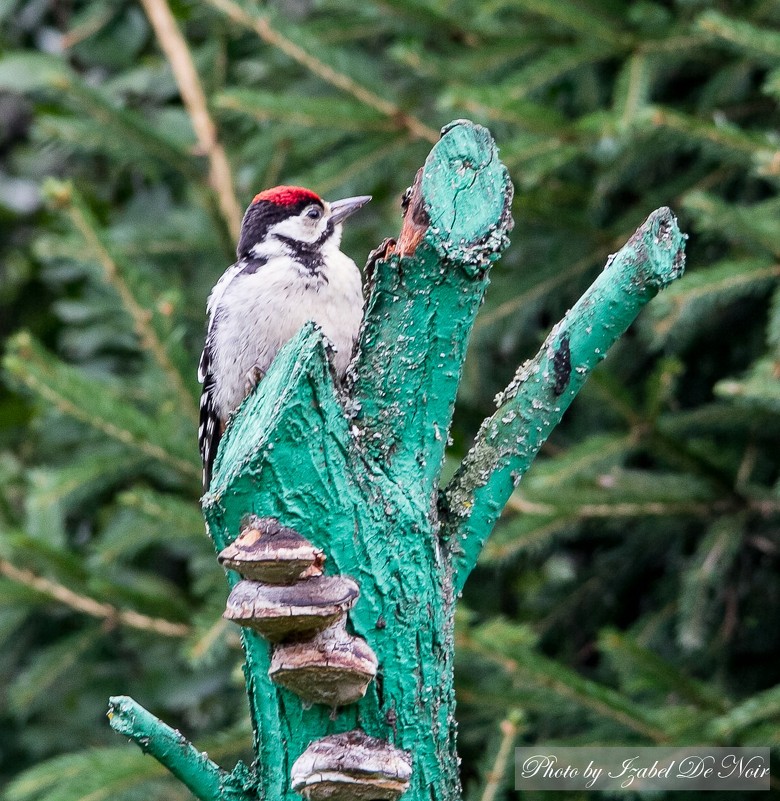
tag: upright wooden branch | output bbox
[441,207,687,594]
[350,121,513,493]
[108,121,686,801]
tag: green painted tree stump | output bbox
[108,120,686,801]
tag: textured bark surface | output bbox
[199,120,514,801]
[206,330,461,801]
[441,207,687,594]
[108,121,686,801]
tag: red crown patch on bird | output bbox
[252,186,322,206]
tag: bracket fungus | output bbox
[224,575,360,642]
[269,619,378,707]
[291,730,412,801]
[218,516,325,583]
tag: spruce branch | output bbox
[442,208,686,594]
[475,164,735,332]
[459,626,669,742]
[492,43,612,101]
[60,6,115,47]
[203,0,439,143]
[481,517,573,562]
[315,136,413,195]
[649,259,780,342]
[648,106,779,163]
[508,0,633,47]
[60,75,203,182]
[695,10,780,61]
[639,35,708,54]
[704,683,780,741]
[118,488,205,532]
[45,181,200,426]
[0,53,234,252]
[137,0,243,240]
[215,90,398,133]
[0,54,202,180]
[4,332,201,481]
[473,238,616,330]
[506,495,714,519]
[0,558,190,637]
[599,629,731,713]
[615,52,651,129]
[10,364,198,479]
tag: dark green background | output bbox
[0,0,778,798]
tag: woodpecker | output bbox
[198,186,370,490]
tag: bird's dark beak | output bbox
[329,195,371,225]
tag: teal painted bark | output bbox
[108,121,686,801]
[107,695,242,800]
[351,120,512,494]
[205,327,461,801]
[441,207,687,595]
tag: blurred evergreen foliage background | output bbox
[1,0,779,798]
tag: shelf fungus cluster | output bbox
[220,517,378,705]
[221,518,410,801]
[291,731,413,801]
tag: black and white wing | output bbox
[198,339,220,491]
[198,262,243,491]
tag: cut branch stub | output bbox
[350,119,513,491]
[224,576,359,642]
[423,119,513,274]
[108,695,240,801]
[291,731,412,801]
[218,515,325,583]
[269,619,378,707]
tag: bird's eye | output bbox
[306,207,322,220]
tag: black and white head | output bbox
[237,185,371,263]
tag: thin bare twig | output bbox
[479,715,522,801]
[189,618,234,661]
[138,0,243,239]
[204,0,439,143]
[506,495,714,518]
[61,6,114,47]
[0,558,190,638]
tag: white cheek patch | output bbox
[269,215,324,244]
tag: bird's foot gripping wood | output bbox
[244,365,266,397]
